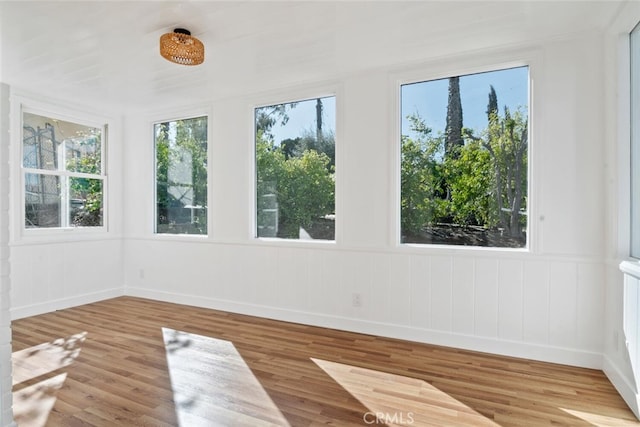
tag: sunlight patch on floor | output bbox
[162,327,289,427]
[311,358,500,427]
[560,407,640,426]
[13,373,67,427]
[12,332,86,426]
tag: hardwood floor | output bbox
[10,296,640,426]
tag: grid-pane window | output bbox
[155,116,208,235]
[255,96,336,240]
[400,66,529,248]
[22,112,105,228]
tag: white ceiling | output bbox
[0,1,627,112]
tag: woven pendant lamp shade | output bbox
[160,28,204,66]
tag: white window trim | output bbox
[629,23,640,260]
[151,110,211,239]
[11,95,111,243]
[249,82,343,246]
[389,48,542,254]
[609,3,640,263]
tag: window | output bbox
[255,96,336,240]
[631,23,640,258]
[400,66,529,248]
[22,112,105,229]
[155,116,208,235]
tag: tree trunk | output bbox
[316,98,323,143]
[445,77,463,159]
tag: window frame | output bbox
[631,22,640,259]
[251,86,341,246]
[391,53,539,253]
[16,101,109,239]
[611,7,640,264]
[152,112,210,238]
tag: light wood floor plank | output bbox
[10,296,640,426]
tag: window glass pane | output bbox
[22,111,105,230]
[400,66,529,248]
[25,173,61,228]
[23,112,101,172]
[69,177,103,227]
[155,116,208,235]
[23,113,59,170]
[65,133,101,174]
[631,24,640,258]
[255,96,336,240]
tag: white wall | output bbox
[9,239,124,319]
[123,32,608,369]
[0,82,16,427]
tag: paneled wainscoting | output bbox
[11,297,638,426]
[620,260,640,418]
[123,240,605,368]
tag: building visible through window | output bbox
[22,112,105,228]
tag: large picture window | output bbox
[255,96,336,240]
[400,66,529,248]
[22,112,105,229]
[631,23,640,258]
[155,116,208,235]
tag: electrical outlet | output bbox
[352,293,362,307]
[139,269,145,280]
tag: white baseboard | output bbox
[125,286,603,369]
[603,355,640,419]
[10,287,124,320]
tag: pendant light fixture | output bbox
[159,28,204,66]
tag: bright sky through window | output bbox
[402,67,528,139]
[269,97,336,145]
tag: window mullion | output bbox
[61,175,69,227]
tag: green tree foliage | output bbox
[486,85,498,119]
[401,83,528,245]
[156,117,208,234]
[156,122,171,225]
[256,129,335,239]
[401,116,447,235]
[256,131,286,236]
[67,143,103,226]
[280,150,334,233]
[483,105,528,238]
[255,99,335,239]
[256,102,297,142]
[281,131,335,168]
[175,116,208,213]
[447,140,492,227]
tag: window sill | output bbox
[253,237,336,249]
[152,233,209,241]
[11,230,117,247]
[397,242,529,257]
[620,260,640,279]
